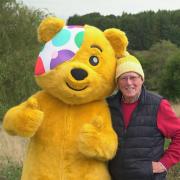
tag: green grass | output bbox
[167,163,180,180]
[0,161,179,180]
[165,139,180,179]
[164,139,171,149]
[0,161,22,180]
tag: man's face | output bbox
[117,72,144,101]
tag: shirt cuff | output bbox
[159,161,167,172]
[159,158,169,170]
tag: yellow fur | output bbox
[37,16,65,43]
[3,17,128,180]
[104,28,128,58]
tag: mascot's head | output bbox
[34,17,128,105]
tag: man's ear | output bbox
[37,17,65,43]
[104,28,129,58]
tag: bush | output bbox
[134,40,179,91]
[159,51,180,101]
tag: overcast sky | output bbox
[18,0,180,21]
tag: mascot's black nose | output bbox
[71,68,88,81]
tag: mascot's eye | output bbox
[89,56,99,66]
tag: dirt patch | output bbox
[0,125,28,167]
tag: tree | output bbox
[159,51,180,101]
[0,0,48,120]
[68,10,180,50]
[134,40,179,91]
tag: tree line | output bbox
[68,10,180,50]
[0,0,180,121]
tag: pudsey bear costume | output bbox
[3,17,128,180]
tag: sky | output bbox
[18,0,180,21]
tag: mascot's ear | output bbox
[104,28,129,58]
[37,17,65,43]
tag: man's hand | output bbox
[152,161,166,173]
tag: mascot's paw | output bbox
[16,97,44,137]
[9,97,44,137]
[80,117,103,134]
[78,117,106,159]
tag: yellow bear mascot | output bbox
[3,17,128,180]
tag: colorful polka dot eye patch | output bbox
[34,26,85,76]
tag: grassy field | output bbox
[0,103,180,179]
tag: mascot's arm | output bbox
[78,111,118,161]
[3,95,44,137]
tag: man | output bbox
[107,54,180,180]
